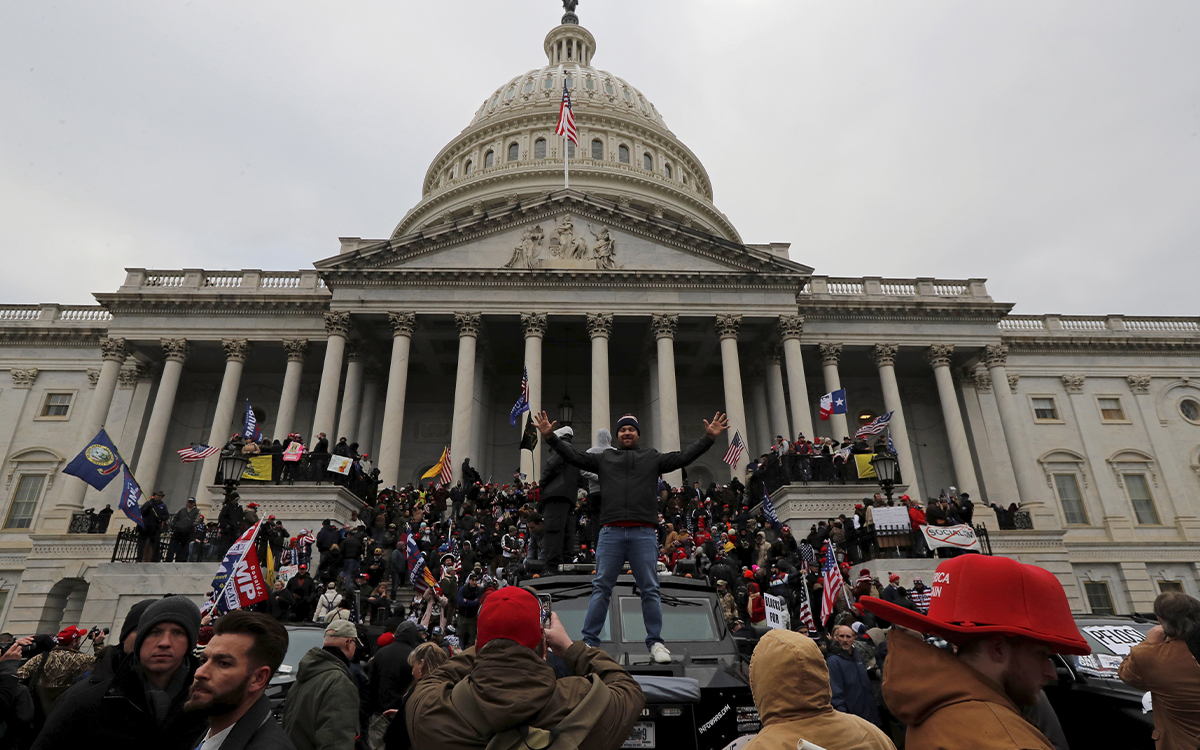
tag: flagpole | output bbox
[564,133,569,189]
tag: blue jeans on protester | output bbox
[582,525,662,649]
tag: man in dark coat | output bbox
[539,426,582,572]
[826,624,881,728]
[363,621,423,742]
[33,596,207,750]
[286,566,319,622]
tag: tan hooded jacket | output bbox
[882,630,1053,750]
[744,630,894,750]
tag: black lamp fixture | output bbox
[217,452,249,498]
[870,452,899,503]
[558,347,574,426]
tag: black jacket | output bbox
[32,654,206,750]
[217,694,296,750]
[365,622,422,715]
[545,432,714,526]
[540,439,582,500]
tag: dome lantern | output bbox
[544,22,595,67]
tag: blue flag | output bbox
[119,466,145,528]
[762,484,781,528]
[509,367,530,427]
[63,429,124,491]
[242,400,262,442]
[887,432,896,455]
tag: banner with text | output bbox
[920,524,982,552]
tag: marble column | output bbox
[48,337,128,528]
[872,344,922,499]
[200,339,251,486]
[311,311,351,444]
[587,313,613,438]
[652,314,682,486]
[274,339,309,441]
[450,313,481,486]
[985,345,1058,527]
[378,312,415,489]
[927,344,979,501]
[716,314,749,478]
[135,338,190,493]
[337,342,365,443]
[646,353,659,451]
[819,343,849,440]
[357,366,381,453]
[779,315,814,440]
[520,313,546,481]
[748,368,771,456]
[765,346,791,441]
[470,350,486,471]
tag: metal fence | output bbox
[68,511,113,534]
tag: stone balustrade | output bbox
[0,304,112,325]
[121,269,328,293]
[998,314,1200,335]
[801,276,991,300]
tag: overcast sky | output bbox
[2,1,1197,316]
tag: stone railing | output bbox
[998,314,1200,335]
[123,269,328,293]
[0,304,112,324]
[800,276,990,300]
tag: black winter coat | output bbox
[219,694,296,750]
[364,622,422,715]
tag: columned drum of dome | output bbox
[392,11,741,244]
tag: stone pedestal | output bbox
[203,484,367,533]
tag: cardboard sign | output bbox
[327,455,353,475]
[763,593,790,630]
[872,506,911,530]
[920,524,982,551]
[282,442,304,462]
[1081,624,1146,656]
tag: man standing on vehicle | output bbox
[540,426,582,573]
[859,554,1090,750]
[533,410,728,664]
[1118,591,1200,750]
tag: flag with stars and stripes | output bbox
[820,542,842,626]
[555,82,578,145]
[722,430,746,467]
[856,411,893,438]
[177,443,219,463]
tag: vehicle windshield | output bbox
[555,594,610,641]
[279,627,326,674]
[1071,620,1154,677]
[619,596,718,643]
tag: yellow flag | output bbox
[854,454,877,479]
[265,545,276,590]
[241,455,274,481]
[421,448,449,480]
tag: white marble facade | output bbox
[0,13,1198,634]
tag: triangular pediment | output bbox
[315,191,811,278]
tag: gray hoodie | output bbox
[582,428,615,495]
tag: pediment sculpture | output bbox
[504,214,619,270]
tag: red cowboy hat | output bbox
[858,555,1089,655]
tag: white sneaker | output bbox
[649,642,671,664]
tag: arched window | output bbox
[523,79,535,93]
[564,75,574,89]
[505,85,516,101]
[484,150,494,168]
[643,153,653,171]
[567,141,575,158]
[534,138,547,160]
[585,77,595,90]
[591,139,603,160]
[664,163,672,179]
[464,160,473,175]
[604,80,614,96]
[618,144,629,164]
[543,76,555,90]
[508,143,519,162]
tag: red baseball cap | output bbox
[475,587,543,651]
[859,555,1089,655]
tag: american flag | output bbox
[795,573,817,633]
[409,552,442,597]
[510,367,530,427]
[855,411,893,438]
[819,541,842,625]
[555,82,578,145]
[177,444,219,463]
[438,447,453,487]
[298,530,316,546]
[722,430,746,467]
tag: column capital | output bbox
[100,337,128,362]
[520,312,547,338]
[283,338,310,362]
[117,367,143,390]
[1061,374,1086,393]
[388,311,416,337]
[983,344,1009,368]
[818,343,843,366]
[586,313,613,338]
[651,313,678,339]
[1007,373,1020,393]
[323,311,352,337]
[715,313,742,340]
[457,312,483,337]
[1127,374,1151,394]
[86,369,100,388]
[10,368,38,389]
[872,343,899,368]
[221,339,251,363]
[345,341,366,362]
[777,314,805,341]
[926,344,954,368]
[975,369,993,392]
[160,338,190,363]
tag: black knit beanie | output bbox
[119,599,155,646]
[134,596,201,656]
[616,414,640,434]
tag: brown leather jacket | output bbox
[407,639,644,750]
[883,630,1054,750]
[1119,638,1200,750]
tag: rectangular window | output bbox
[1084,581,1116,615]
[1053,474,1089,525]
[39,392,72,418]
[1098,397,1125,421]
[1032,397,1059,421]
[1159,580,1184,593]
[4,474,44,529]
[1125,474,1160,525]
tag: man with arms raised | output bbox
[185,609,295,749]
[533,410,728,664]
[859,555,1089,750]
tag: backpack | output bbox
[449,673,611,750]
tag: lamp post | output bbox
[870,451,898,503]
[558,393,574,427]
[217,452,249,500]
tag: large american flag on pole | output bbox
[177,444,219,463]
[819,541,842,625]
[555,82,578,145]
[438,447,453,488]
[855,410,893,438]
[510,367,530,427]
[795,573,817,634]
[722,430,746,467]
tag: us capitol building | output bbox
[1,7,1198,633]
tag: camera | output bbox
[86,626,109,640]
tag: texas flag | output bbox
[819,389,848,421]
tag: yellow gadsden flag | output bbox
[421,447,450,481]
[241,455,274,481]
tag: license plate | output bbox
[622,721,656,748]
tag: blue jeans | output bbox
[582,526,662,649]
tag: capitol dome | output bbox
[391,12,741,242]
